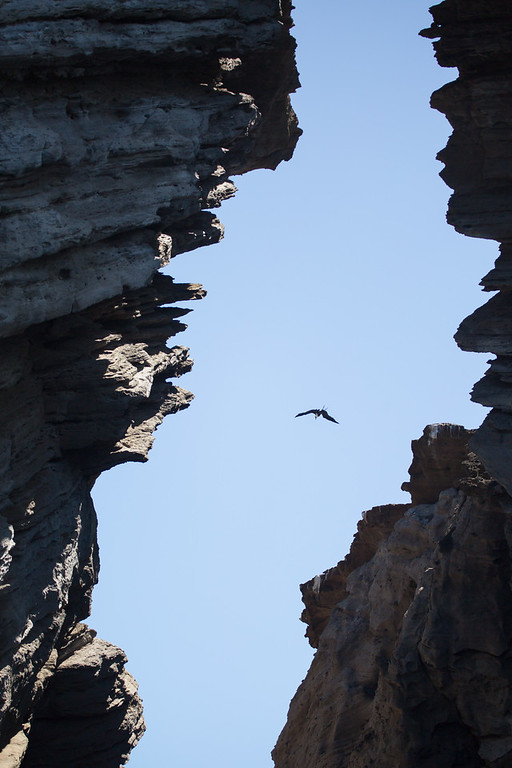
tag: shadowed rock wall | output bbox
[422,0,512,494]
[0,2,300,764]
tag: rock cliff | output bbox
[426,0,512,497]
[0,2,299,764]
[273,426,510,768]
[273,2,512,767]
[5,0,512,765]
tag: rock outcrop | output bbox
[0,1,299,763]
[421,0,512,495]
[21,625,145,768]
[273,2,512,767]
[274,427,512,768]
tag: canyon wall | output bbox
[4,1,512,766]
[273,2,512,767]
[0,3,299,765]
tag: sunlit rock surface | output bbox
[0,0,299,762]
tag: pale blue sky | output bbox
[90,2,497,766]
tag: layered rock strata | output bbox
[0,1,299,763]
[274,426,512,768]
[21,625,145,768]
[420,0,512,494]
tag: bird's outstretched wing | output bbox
[320,410,338,424]
[295,410,318,418]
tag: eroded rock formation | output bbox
[274,427,511,768]
[273,2,512,767]
[421,0,512,495]
[0,2,299,763]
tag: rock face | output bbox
[273,2,512,767]
[273,427,512,768]
[0,1,299,763]
[421,0,512,495]
[21,625,145,768]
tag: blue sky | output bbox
[90,2,498,766]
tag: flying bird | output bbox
[295,408,339,424]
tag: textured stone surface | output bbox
[420,1,512,496]
[400,423,492,504]
[299,504,409,650]
[0,0,299,336]
[300,425,490,653]
[0,729,29,768]
[21,624,145,768]
[274,429,512,768]
[0,0,300,762]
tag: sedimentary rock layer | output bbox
[0,1,300,763]
[421,0,512,494]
